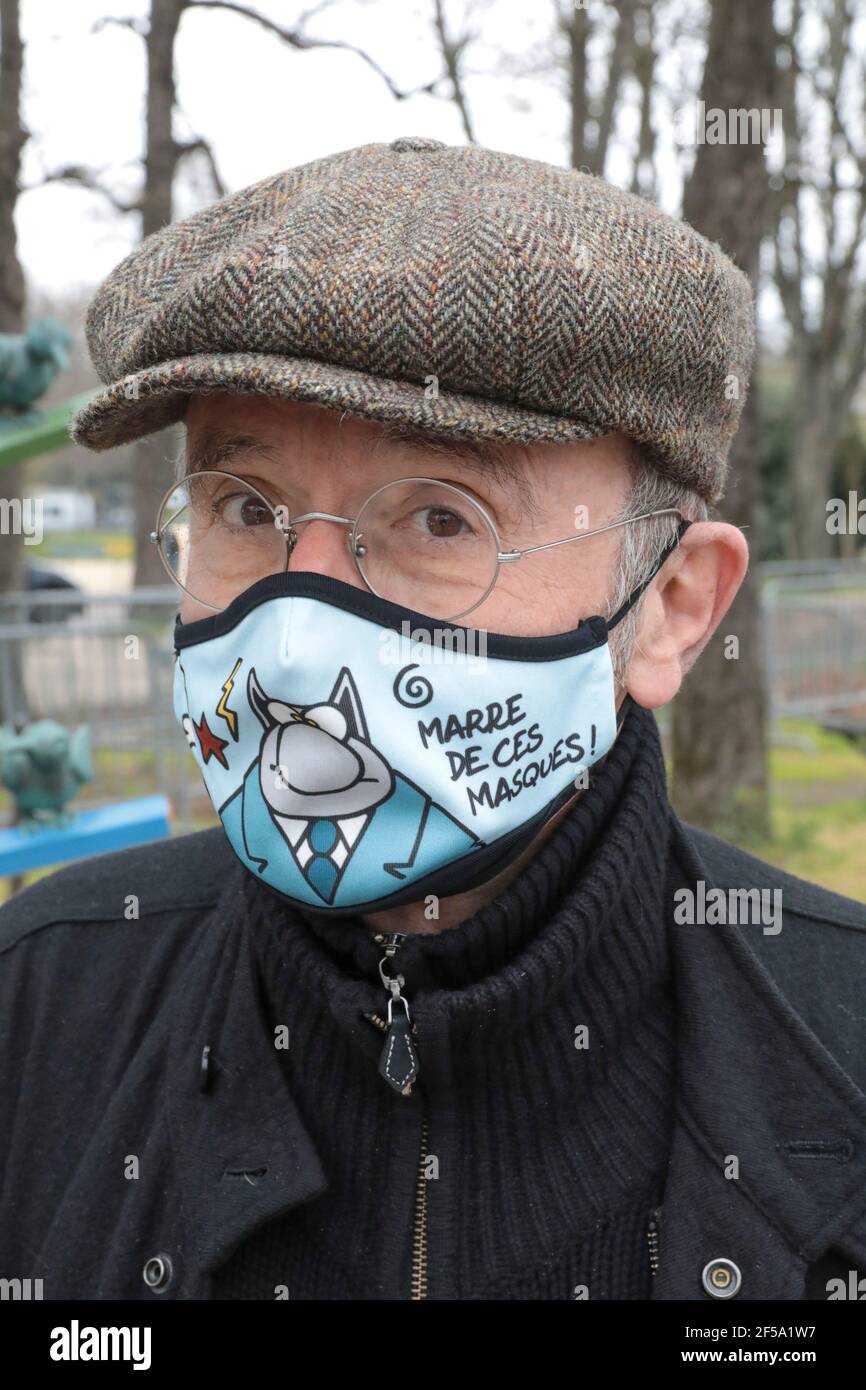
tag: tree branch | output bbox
[431,0,475,143]
[91,15,149,37]
[594,0,634,179]
[772,219,806,340]
[185,0,438,101]
[174,136,228,198]
[21,163,141,214]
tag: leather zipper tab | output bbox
[373,931,419,1095]
[378,995,419,1095]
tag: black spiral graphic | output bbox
[393,663,434,708]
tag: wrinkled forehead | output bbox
[181,393,634,521]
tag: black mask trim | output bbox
[173,570,609,663]
[240,769,588,918]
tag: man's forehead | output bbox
[183,401,545,517]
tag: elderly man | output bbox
[2,138,865,1305]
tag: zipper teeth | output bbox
[364,1010,428,1298]
[647,1205,662,1277]
[369,934,427,1299]
[411,1111,430,1300]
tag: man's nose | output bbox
[286,519,364,588]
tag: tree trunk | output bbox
[787,345,836,560]
[671,0,775,842]
[132,0,187,590]
[0,0,29,725]
[567,2,591,171]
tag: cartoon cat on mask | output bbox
[215,664,481,908]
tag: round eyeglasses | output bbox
[151,469,684,622]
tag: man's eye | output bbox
[214,492,272,527]
[413,505,472,538]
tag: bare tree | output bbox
[0,0,27,495]
[132,0,200,588]
[670,0,777,839]
[557,0,637,173]
[0,0,29,723]
[628,2,656,197]
[772,0,866,558]
[431,0,478,141]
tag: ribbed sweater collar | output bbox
[243,698,675,1062]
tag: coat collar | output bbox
[653,820,866,1299]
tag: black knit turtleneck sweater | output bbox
[211,700,677,1300]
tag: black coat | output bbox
[2,818,866,1301]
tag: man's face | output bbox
[178,393,635,641]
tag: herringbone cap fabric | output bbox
[71,135,756,502]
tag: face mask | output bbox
[172,525,686,916]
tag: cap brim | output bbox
[70,353,607,452]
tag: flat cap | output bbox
[71,135,756,503]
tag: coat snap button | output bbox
[142,1253,174,1293]
[701,1257,742,1298]
[200,1043,214,1092]
[390,136,446,153]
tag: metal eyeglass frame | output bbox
[151,469,686,621]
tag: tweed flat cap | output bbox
[71,135,756,503]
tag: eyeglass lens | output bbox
[157,473,501,620]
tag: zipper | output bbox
[410,1111,430,1300]
[362,932,429,1299]
[647,1204,662,1278]
[366,935,660,1300]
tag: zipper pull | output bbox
[375,932,419,1096]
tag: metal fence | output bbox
[761,560,866,724]
[0,586,211,833]
[1,561,865,836]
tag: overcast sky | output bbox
[14,0,812,353]
[17,0,569,291]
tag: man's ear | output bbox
[624,521,748,709]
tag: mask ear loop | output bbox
[605,517,692,633]
[605,517,691,734]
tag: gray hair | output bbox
[605,441,708,686]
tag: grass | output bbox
[737,720,866,902]
[748,798,866,902]
[28,531,134,561]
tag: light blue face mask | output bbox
[173,527,686,915]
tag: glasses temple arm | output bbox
[497,508,685,562]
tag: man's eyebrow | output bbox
[184,420,541,521]
[370,422,541,521]
[184,429,284,475]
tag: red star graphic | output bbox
[193,713,229,768]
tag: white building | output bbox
[40,489,97,533]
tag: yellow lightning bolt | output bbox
[216,658,243,740]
